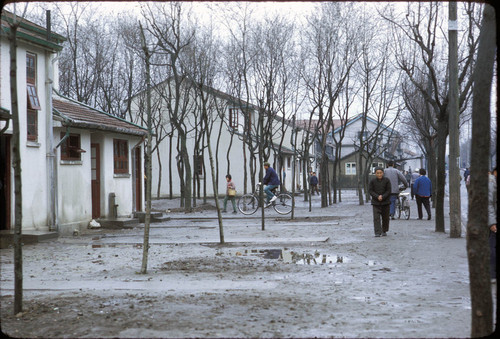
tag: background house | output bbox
[129,79,312,198]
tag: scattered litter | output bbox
[88,219,101,229]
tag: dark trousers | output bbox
[416,195,431,219]
[310,184,319,195]
[490,231,497,279]
[372,204,390,235]
[411,184,415,199]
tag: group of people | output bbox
[222,162,281,213]
[369,161,432,237]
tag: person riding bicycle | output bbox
[263,162,281,206]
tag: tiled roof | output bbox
[53,96,147,136]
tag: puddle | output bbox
[220,249,350,266]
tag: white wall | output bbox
[0,38,52,230]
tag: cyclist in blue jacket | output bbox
[263,162,281,206]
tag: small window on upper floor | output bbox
[27,52,40,142]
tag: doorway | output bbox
[91,143,100,219]
[0,135,11,230]
[133,147,142,211]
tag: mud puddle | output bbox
[218,248,351,266]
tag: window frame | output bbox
[345,162,357,176]
[60,133,84,161]
[229,108,238,128]
[371,162,385,174]
[113,139,129,174]
[26,52,39,141]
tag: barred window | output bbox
[113,139,129,174]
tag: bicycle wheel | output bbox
[238,194,259,215]
[403,205,410,220]
[273,193,293,215]
[396,200,401,219]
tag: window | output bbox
[371,162,384,174]
[229,108,238,128]
[345,162,356,175]
[287,156,291,169]
[357,131,368,140]
[60,133,85,161]
[27,84,41,110]
[113,139,129,174]
[26,53,40,141]
[26,53,36,84]
[27,109,37,141]
[194,154,204,176]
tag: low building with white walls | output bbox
[0,10,147,236]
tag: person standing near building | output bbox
[310,172,319,195]
[488,167,497,283]
[263,162,280,206]
[413,168,432,220]
[384,161,408,220]
[222,174,237,214]
[410,169,420,200]
[369,167,392,237]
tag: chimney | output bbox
[46,10,51,41]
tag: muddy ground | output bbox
[0,195,488,338]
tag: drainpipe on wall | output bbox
[45,10,57,232]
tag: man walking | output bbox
[310,172,319,195]
[410,169,420,200]
[369,167,392,237]
[384,161,408,220]
[413,168,432,220]
[263,162,280,206]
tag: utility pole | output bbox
[448,2,461,238]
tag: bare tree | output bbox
[142,2,196,212]
[466,3,495,336]
[382,2,479,232]
[302,2,359,208]
[1,4,29,315]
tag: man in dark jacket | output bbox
[413,168,432,220]
[310,172,319,195]
[263,162,281,205]
[368,167,392,237]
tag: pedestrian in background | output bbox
[411,169,420,200]
[405,170,411,188]
[384,161,408,220]
[414,168,432,220]
[310,172,319,195]
[222,174,237,214]
[369,167,392,237]
[488,167,497,283]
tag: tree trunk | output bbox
[156,146,162,199]
[467,4,495,336]
[9,21,23,315]
[180,132,192,212]
[168,133,173,200]
[435,119,448,232]
[139,22,152,275]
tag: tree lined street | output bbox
[1,190,480,338]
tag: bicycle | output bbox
[237,183,293,215]
[395,186,410,220]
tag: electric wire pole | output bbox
[448,2,462,238]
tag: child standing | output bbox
[222,174,237,214]
[368,167,392,237]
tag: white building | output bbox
[130,79,312,198]
[0,10,147,237]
